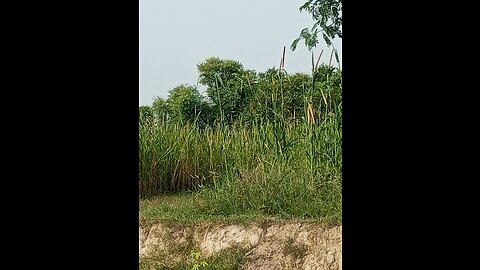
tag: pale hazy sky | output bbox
[139,0,342,106]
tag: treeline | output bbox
[140,56,342,127]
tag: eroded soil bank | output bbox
[140,220,342,270]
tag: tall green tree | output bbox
[166,84,205,124]
[291,0,342,50]
[197,57,255,124]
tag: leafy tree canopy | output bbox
[197,57,252,124]
[166,84,203,124]
[291,0,342,51]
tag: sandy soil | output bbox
[140,220,341,270]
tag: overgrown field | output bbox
[139,53,342,222]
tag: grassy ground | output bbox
[140,193,341,227]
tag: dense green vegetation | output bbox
[139,50,342,222]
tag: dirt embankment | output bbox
[140,220,342,270]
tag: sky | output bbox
[139,0,342,106]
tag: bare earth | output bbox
[140,220,342,270]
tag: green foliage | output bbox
[291,0,342,50]
[166,84,205,124]
[197,57,255,124]
[197,57,244,90]
[139,105,154,125]
[189,250,208,270]
[276,72,312,121]
[241,67,332,125]
[242,67,292,122]
[152,97,169,123]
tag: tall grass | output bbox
[139,49,342,220]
